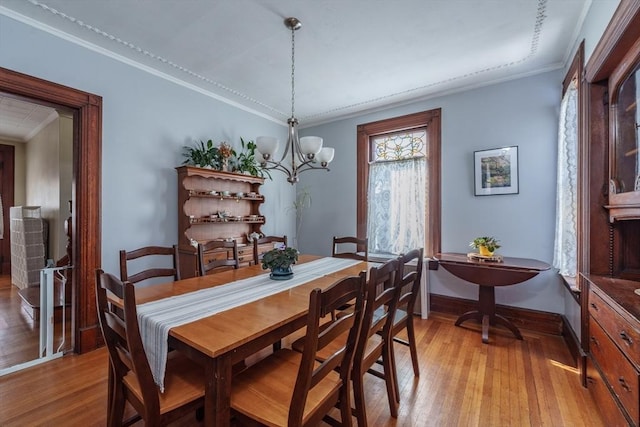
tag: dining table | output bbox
[129,254,376,427]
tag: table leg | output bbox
[204,357,232,427]
[454,285,523,343]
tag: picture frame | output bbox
[474,146,519,196]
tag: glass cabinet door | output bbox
[613,62,640,194]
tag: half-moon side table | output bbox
[431,252,550,343]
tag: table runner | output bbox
[137,257,362,390]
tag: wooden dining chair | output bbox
[351,257,401,426]
[197,240,239,276]
[252,235,288,266]
[230,271,366,427]
[95,269,205,426]
[119,245,180,285]
[332,236,369,261]
[388,248,424,378]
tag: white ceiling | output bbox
[0,0,595,133]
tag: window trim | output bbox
[356,109,441,257]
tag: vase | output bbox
[478,245,494,257]
[270,266,293,280]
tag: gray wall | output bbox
[299,70,566,313]
[0,13,296,276]
[298,1,620,318]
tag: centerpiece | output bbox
[469,236,501,257]
[261,246,299,280]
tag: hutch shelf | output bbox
[177,166,265,277]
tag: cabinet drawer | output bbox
[590,317,639,424]
[590,288,640,368]
[586,356,629,427]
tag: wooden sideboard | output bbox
[581,2,640,425]
[176,166,266,277]
[584,274,640,426]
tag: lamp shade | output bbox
[256,136,279,156]
[299,136,323,155]
[317,147,335,164]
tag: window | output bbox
[357,109,441,257]
[553,42,583,286]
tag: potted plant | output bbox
[233,137,271,179]
[261,246,299,280]
[469,236,501,256]
[182,139,220,169]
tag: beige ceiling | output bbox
[0,0,599,130]
[0,95,57,142]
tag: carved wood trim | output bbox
[586,1,640,83]
[0,67,102,354]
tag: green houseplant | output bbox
[234,137,271,179]
[261,247,299,280]
[469,236,501,256]
[182,139,221,169]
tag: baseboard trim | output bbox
[561,314,583,369]
[429,294,564,336]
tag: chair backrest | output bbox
[332,236,369,261]
[289,271,366,426]
[252,235,287,265]
[198,240,239,276]
[396,248,424,315]
[95,269,161,418]
[119,245,180,285]
[355,258,399,363]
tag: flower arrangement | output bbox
[218,141,234,161]
[261,247,299,271]
[469,236,501,256]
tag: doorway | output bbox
[0,67,102,358]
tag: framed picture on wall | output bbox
[474,146,519,196]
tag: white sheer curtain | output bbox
[553,80,578,277]
[367,157,425,255]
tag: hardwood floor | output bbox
[0,311,604,426]
[0,275,71,370]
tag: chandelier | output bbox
[255,17,334,184]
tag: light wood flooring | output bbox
[0,311,605,426]
[0,275,71,370]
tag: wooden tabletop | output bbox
[155,255,372,359]
[432,252,551,287]
[434,252,551,271]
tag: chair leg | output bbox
[389,343,400,403]
[406,319,420,377]
[339,383,353,427]
[382,344,399,418]
[352,370,368,427]
[106,364,114,424]
[109,383,126,427]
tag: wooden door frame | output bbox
[0,144,15,274]
[0,67,102,354]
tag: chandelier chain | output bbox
[290,25,296,118]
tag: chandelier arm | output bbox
[259,160,295,181]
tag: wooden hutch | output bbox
[176,166,266,278]
[581,2,640,425]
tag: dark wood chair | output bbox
[119,245,180,285]
[352,258,401,426]
[95,269,204,426]
[252,235,288,266]
[197,240,239,276]
[230,272,366,426]
[389,248,424,378]
[332,236,369,261]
